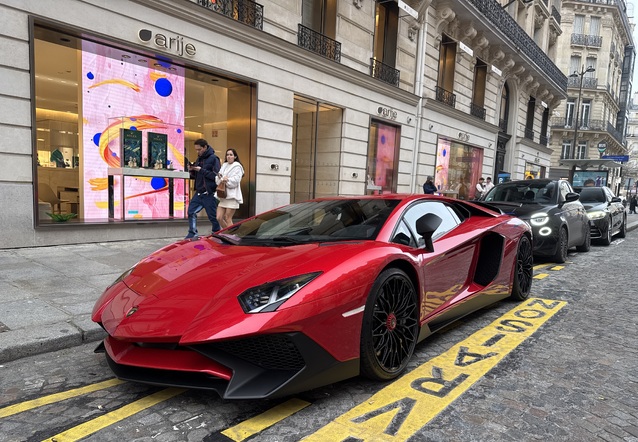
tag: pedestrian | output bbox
[630,195,638,214]
[423,176,437,194]
[185,139,221,239]
[216,148,245,229]
[475,177,485,200]
[483,177,494,195]
[583,178,595,187]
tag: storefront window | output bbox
[433,139,483,200]
[291,96,343,202]
[367,120,400,193]
[33,25,255,224]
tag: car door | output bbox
[604,187,623,233]
[560,181,585,246]
[392,201,473,319]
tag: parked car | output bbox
[574,186,627,245]
[481,179,590,263]
[92,195,533,399]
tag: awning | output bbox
[558,159,624,169]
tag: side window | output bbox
[559,182,570,202]
[392,219,417,247]
[398,201,461,245]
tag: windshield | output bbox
[484,181,558,204]
[219,199,400,246]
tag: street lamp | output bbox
[569,65,595,160]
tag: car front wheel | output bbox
[618,215,627,238]
[600,218,612,246]
[511,235,533,301]
[576,223,591,252]
[360,268,419,381]
[552,227,568,263]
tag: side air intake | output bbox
[473,232,504,286]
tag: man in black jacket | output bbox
[185,139,221,238]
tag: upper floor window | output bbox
[499,83,509,132]
[302,0,336,38]
[437,34,456,94]
[561,140,571,159]
[373,0,398,67]
[471,59,487,120]
[525,96,536,139]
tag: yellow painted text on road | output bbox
[303,298,566,441]
[533,273,549,280]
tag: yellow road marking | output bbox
[41,388,185,442]
[550,266,564,271]
[222,398,311,441]
[532,264,550,270]
[533,273,549,279]
[0,379,125,418]
[302,298,566,441]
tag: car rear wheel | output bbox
[552,227,568,263]
[576,223,591,252]
[600,218,612,246]
[511,235,533,301]
[618,216,627,238]
[360,268,418,381]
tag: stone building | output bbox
[0,0,566,248]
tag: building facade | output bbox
[0,0,566,249]
[548,0,634,191]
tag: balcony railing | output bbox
[470,102,486,120]
[539,134,549,146]
[567,76,598,89]
[297,24,341,62]
[607,121,625,145]
[571,33,603,48]
[370,58,400,87]
[465,0,567,91]
[195,0,263,30]
[435,86,456,108]
[524,127,534,141]
[550,5,561,24]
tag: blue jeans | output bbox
[186,192,220,237]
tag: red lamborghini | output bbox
[92,195,533,399]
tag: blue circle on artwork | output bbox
[130,126,137,131]
[130,117,137,121]
[151,177,166,190]
[87,72,94,80]
[442,149,447,157]
[176,128,182,134]
[381,135,386,144]
[155,78,173,97]
[93,133,101,146]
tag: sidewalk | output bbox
[2,216,638,364]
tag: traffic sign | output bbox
[602,155,629,162]
[597,141,607,153]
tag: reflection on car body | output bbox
[573,186,627,245]
[92,195,533,399]
[481,179,591,263]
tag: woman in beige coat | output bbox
[215,148,244,229]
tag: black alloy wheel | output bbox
[576,223,591,252]
[618,216,627,238]
[511,235,533,301]
[600,218,612,246]
[360,268,419,381]
[552,227,568,263]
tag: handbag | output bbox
[216,180,227,199]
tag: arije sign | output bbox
[138,29,196,57]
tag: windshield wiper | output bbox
[211,233,239,245]
[270,236,308,244]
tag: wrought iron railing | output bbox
[470,102,486,120]
[297,24,341,62]
[539,134,549,146]
[567,76,598,89]
[435,86,456,107]
[370,58,400,87]
[607,121,624,144]
[524,127,534,141]
[195,0,263,30]
[465,0,567,91]
[571,33,603,47]
[550,6,561,24]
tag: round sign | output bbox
[597,142,607,153]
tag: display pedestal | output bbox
[107,167,190,220]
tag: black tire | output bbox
[511,235,533,301]
[617,216,627,238]
[576,223,591,252]
[360,268,419,381]
[552,227,568,263]
[600,218,612,246]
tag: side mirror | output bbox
[415,213,442,252]
[564,192,580,203]
[611,197,621,203]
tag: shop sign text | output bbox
[138,29,196,57]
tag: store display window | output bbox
[366,120,400,194]
[434,139,484,200]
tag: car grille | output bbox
[590,225,602,239]
[212,334,305,371]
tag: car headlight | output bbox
[587,210,606,220]
[530,212,549,226]
[108,265,136,288]
[238,272,322,313]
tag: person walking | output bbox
[216,148,244,229]
[483,177,494,195]
[423,176,437,194]
[185,139,221,239]
[475,177,485,200]
[630,195,638,214]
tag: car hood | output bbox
[96,237,369,342]
[482,201,552,219]
[581,203,605,211]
